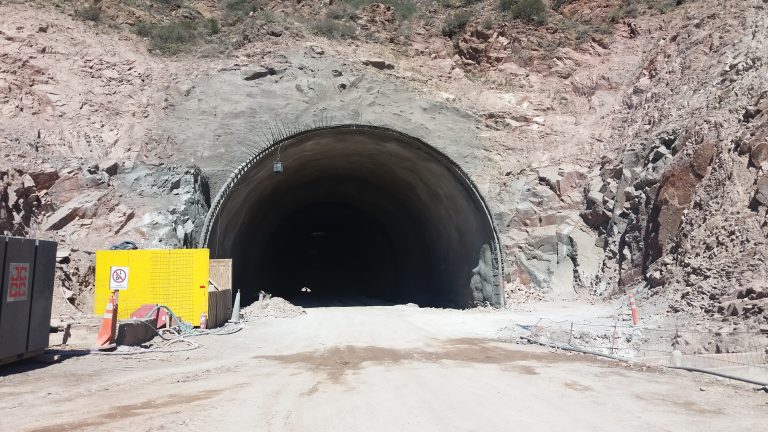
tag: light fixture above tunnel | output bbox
[200,125,503,309]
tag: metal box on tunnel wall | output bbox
[0,236,58,365]
[94,249,209,327]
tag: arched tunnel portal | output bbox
[200,125,503,308]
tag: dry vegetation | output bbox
[34,0,680,57]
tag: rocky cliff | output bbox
[1,0,766,326]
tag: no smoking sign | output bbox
[109,266,129,290]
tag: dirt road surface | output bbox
[1,304,766,431]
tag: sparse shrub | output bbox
[645,0,676,14]
[513,0,548,24]
[397,21,415,38]
[255,10,278,23]
[436,0,458,7]
[439,0,482,8]
[441,10,473,37]
[225,0,260,16]
[134,20,153,38]
[154,21,198,47]
[134,20,199,54]
[77,5,101,22]
[499,0,547,25]
[498,0,515,11]
[554,16,613,47]
[540,39,560,60]
[575,27,590,44]
[625,3,640,16]
[386,0,417,21]
[311,18,357,38]
[342,0,417,22]
[389,0,417,21]
[327,3,356,20]
[207,17,220,35]
[481,16,494,30]
[223,0,263,23]
[593,23,613,35]
[610,0,638,21]
[554,17,577,33]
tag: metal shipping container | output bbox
[0,236,58,365]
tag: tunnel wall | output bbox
[200,125,504,308]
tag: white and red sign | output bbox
[7,263,30,302]
[109,266,129,290]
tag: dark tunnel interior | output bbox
[203,126,502,308]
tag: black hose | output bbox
[522,336,629,362]
[667,365,768,387]
[523,336,768,387]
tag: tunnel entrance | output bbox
[200,125,503,308]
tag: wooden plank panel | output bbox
[208,259,232,328]
[209,259,232,291]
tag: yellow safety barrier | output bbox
[94,249,210,327]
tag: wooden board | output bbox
[208,259,233,328]
[209,259,232,291]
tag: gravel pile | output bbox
[242,297,306,319]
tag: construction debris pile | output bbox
[242,297,306,319]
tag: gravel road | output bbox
[1,304,766,431]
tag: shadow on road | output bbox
[0,349,90,377]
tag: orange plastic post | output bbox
[95,292,118,350]
[629,294,640,326]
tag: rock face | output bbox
[755,175,768,206]
[498,164,603,299]
[117,164,211,248]
[576,0,768,324]
[2,160,210,249]
[1,0,766,326]
[495,0,768,326]
[0,167,45,235]
[580,128,719,292]
[356,3,396,31]
[54,249,95,312]
[41,190,105,231]
[648,137,715,265]
[456,26,511,67]
[470,244,496,304]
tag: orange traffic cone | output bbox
[95,292,118,350]
[629,294,640,326]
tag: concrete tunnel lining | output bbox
[201,125,503,308]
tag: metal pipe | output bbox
[667,365,768,387]
[523,336,768,387]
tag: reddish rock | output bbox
[357,3,395,30]
[755,175,768,206]
[649,139,716,261]
[750,142,768,168]
[41,191,105,231]
[48,173,82,205]
[361,58,394,70]
[456,26,511,67]
[28,165,59,190]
